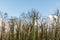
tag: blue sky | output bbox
[0,0,60,17]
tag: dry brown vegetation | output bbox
[0,9,60,40]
